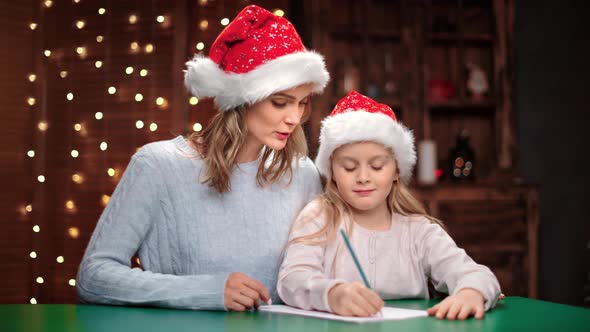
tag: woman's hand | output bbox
[224,272,271,311]
[426,288,485,320]
[327,282,384,317]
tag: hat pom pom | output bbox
[184,55,227,101]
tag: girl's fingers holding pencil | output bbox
[347,300,372,317]
[362,288,385,313]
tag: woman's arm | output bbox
[76,150,228,310]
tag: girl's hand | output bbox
[327,282,384,317]
[427,288,485,320]
[224,272,271,311]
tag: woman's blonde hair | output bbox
[189,103,311,193]
[289,146,443,246]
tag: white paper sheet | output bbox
[259,305,428,324]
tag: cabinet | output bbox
[304,0,537,297]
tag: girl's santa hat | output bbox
[315,91,416,184]
[184,5,329,111]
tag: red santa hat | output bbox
[315,91,416,184]
[184,5,329,111]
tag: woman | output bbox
[77,5,329,311]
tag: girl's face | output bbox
[243,84,313,152]
[331,142,399,214]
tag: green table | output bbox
[1,297,588,332]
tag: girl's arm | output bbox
[418,221,502,312]
[277,202,348,312]
[77,150,228,310]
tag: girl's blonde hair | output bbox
[189,103,311,193]
[289,146,443,246]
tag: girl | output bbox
[278,91,501,320]
[77,5,329,311]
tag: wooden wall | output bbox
[0,0,35,304]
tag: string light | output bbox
[129,14,138,24]
[73,123,82,131]
[73,0,81,3]
[99,142,108,151]
[273,9,285,17]
[30,23,37,30]
[44,1,53,8]
[108,86,116,94]
[130,42,139,53]
[56,256,64,263]
[27,150,35,157]
[144,44,154,53]
[220,18,229,26]
[157,15,171,28]
[189,97,199,105]
[65,200,75,210]
[139,69,148,77]
[95,112,103,120]
[125,66,134,74]
[27,97,36,106]
[135,120,144,129]
[193,123,203,132]
[30,298,37,304]
[96,35,104,42]
[44,50,51,57]
[33,225,41,232]
[29,251,37,259]
[72,173,83,184]
[149,123,158,131]
[198,0,208,6]
[196,42,205,51]
[28,74,37,82]
[70,150,79,158]
[75,20,85,29]
[107,168,116,177]
[95,60,103,68]
[101,194,110,206]
[76,46,87,59]
[98,8,106,15]
[135,93,143,102]
[25,204,33,213]
[66,93,74,101]
[60,71,68,78]
[36,277,44,284]
[156,97,168,109]
[68,227,79,239]
[37,122,48,131]
[37,175,45,183]
[199,20,208,30]
[69,279,76,286]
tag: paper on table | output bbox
[259,305,428,324]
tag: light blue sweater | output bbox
[77,136,322,310]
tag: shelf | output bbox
[330,29,401,41]
[464,244,527,255]
[428,98,495,110]
[428,32,494,45]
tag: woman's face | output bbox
[243,83,313,152]
[331,141,399,214]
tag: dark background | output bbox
[515,0,590,306]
